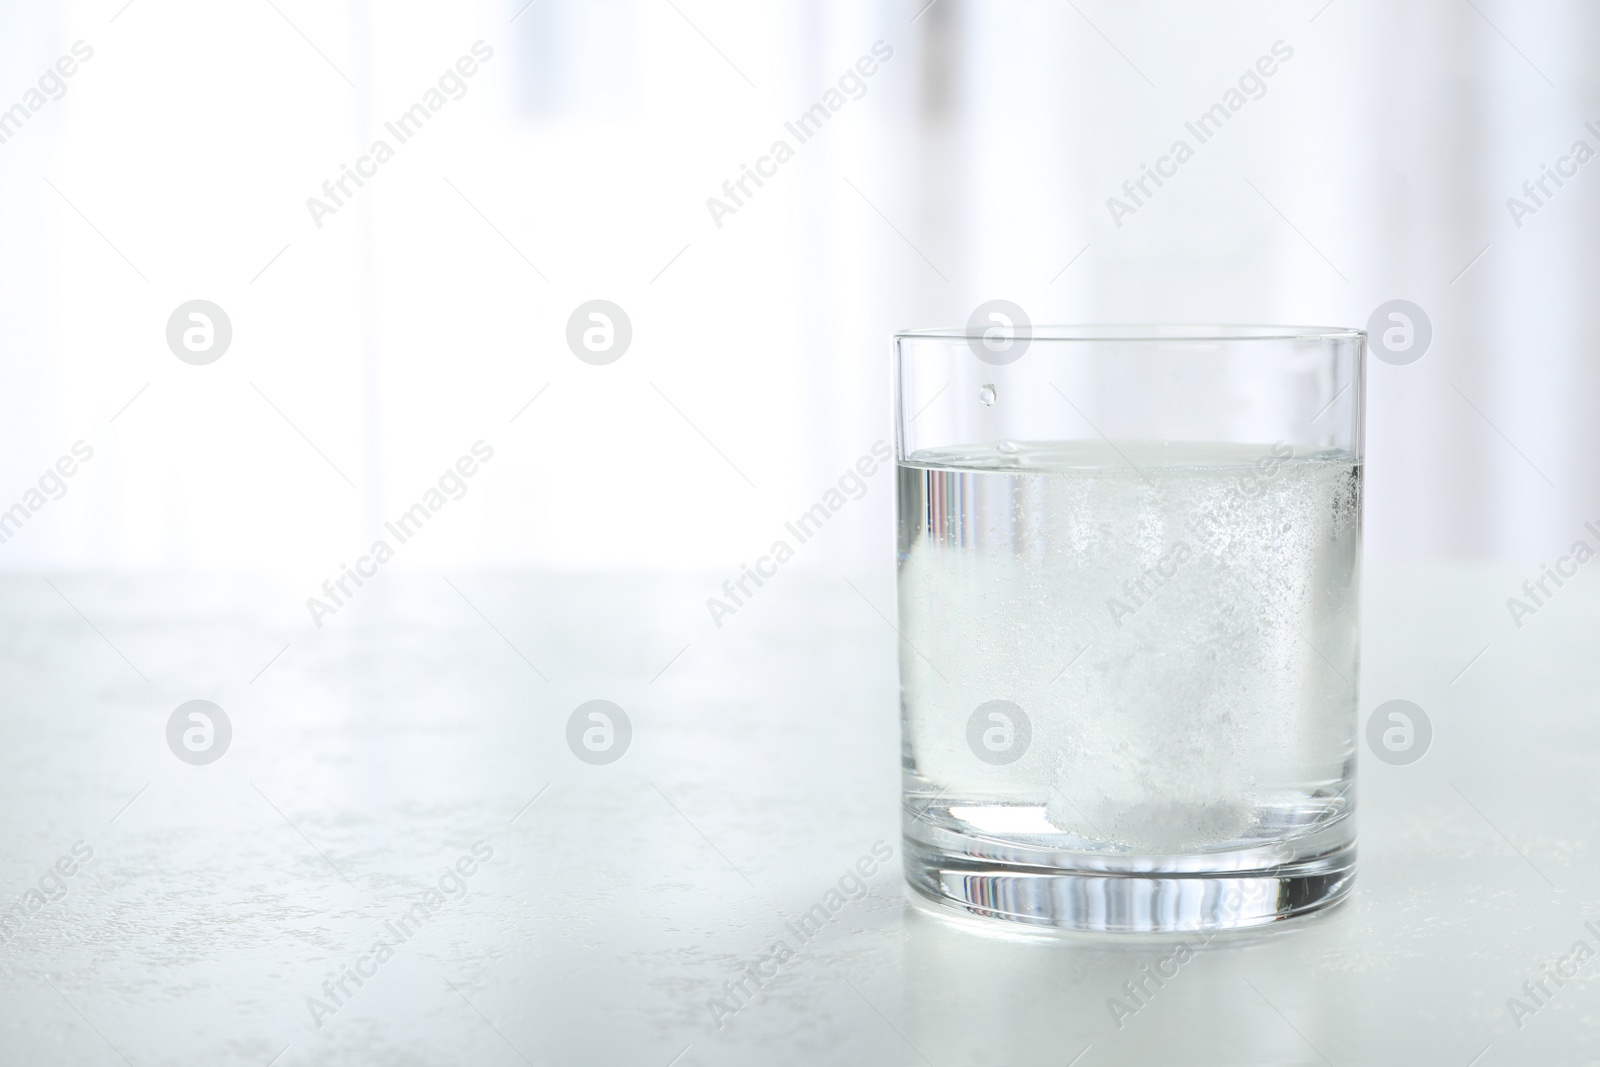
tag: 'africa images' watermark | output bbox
[166,700,232,765]
[1365,699,1431,766]
[1505,120,1600,230]
[566,300,631,365]
[1105,540,1192,629]
[966,300,1031,366]
[705,41,893,229]
[1105,852,1293,1030]
[167,300,232,365]
[305,441,495,626]
[305,42,495,229]
[705,441,891,628]
[1105,40,1294,228]
[0,841,94,948]
[566,700,631,765]
[0,441,94,549]
[1505,518,1600,630]
[706,840,894,1030]
[1366,300,1431,366]
[305,841,494,1029]
[0,41,94,149]
[1504,920,1600,1031]
[966,700,1030,765]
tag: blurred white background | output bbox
[1,0,1597,584]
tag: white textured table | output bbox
[1,566,1594,1065]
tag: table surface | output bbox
[0,565,1595,1066]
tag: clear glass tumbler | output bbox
[894,324,1364,932]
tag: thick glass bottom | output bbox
[903,834,1355,934]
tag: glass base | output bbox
[903,836,1355,933]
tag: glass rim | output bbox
[896,323,1364,343]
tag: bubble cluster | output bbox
[898,441,1360,853]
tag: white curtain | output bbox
[0,0,1593,575]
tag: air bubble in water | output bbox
[979,384,997,406]
[997,441,1019,454]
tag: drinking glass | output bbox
[894,323,1364,932]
